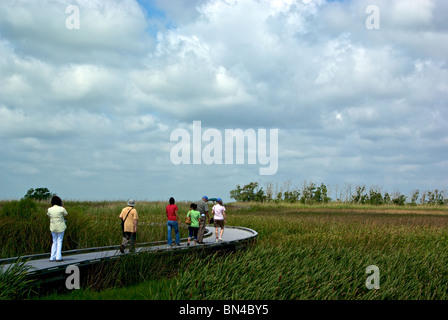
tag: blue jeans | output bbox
[167,220,180,245]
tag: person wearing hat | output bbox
[196,196,209,244]
[119,199,138,253]
[211,198,226,242]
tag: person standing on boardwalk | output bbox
[119,199,138,253]
[196,196,209,244]
[166,197,181,246]
[187,203,201,246]
[47,195,68,262]
[212,198,226,242]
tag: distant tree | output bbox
[314,183,331,203]
[392,193,407,206]
[284,190,300,203]
[23,188,55,201]
[229,185,244,202]
[352,185,368,204]
[230,180,443,207]
[300,182,316,204]
[419,192,427,205]
[265,182,274,202]
[425,189,446,205]
[230,182,266,202]
[254,187,267,203]
[275,192,283,203]
[409,190,420,206]
[368,187,384,206]
[383,192,391,205]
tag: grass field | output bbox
[1,200,448,300]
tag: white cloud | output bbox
[0,0,447,201]
[391,0,434,28]
[50,64,119,101]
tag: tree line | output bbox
[229,181,448,206]
[8,185,447,207]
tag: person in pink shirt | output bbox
[166,197,181,246]
[212,198,226,242]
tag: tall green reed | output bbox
[6,202,448,300]
[0,260,36,300]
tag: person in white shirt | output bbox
[47,196,68,262]
[211,198,226,242]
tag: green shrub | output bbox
[0,199,39,219]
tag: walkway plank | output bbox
[0,225,257,277]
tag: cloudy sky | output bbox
[1,0,447,202]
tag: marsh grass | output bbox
[0,260,36,300]
[2,201,448,300]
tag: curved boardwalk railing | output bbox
[0,225,258,281]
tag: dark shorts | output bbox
[188,226,199,239]
[214,219,224,229]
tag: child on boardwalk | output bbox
[187,203,201,246]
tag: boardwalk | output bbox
[0,225,257,278]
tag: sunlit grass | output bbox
[2,201,448,300]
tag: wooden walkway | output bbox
[0,225,257,278]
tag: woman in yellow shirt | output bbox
[47,196,68,262]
